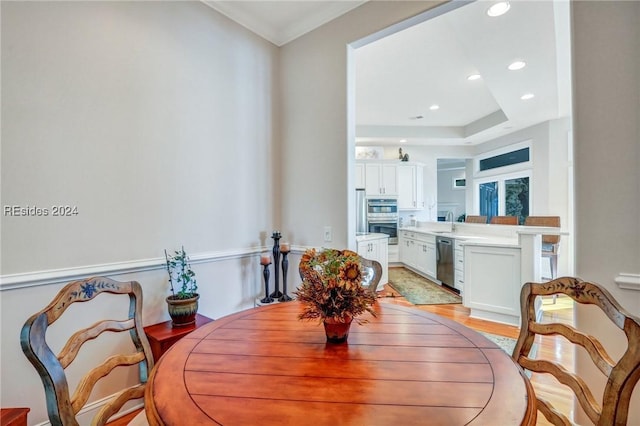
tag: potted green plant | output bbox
[165,246,199,327]
[295,248,377,343]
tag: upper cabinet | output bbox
[397,163,424,210]
[357,161,423,204]
[364,163,397,197]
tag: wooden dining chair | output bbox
[465,215,487,223]
[20,277,154,426]
[490,215,519,225]
[360,257,383,295]
[513,277,640,425]
[524,216,561,279]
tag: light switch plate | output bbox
[324,226,332,242]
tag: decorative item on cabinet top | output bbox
[399,147,409,161]
[355,146,383,160]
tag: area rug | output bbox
[479,332,539,369]
[479,332,517,354]
[388,268,462,305]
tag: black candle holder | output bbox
[270,231,283,298]
[279,250,292,302]
[260,262,273,304]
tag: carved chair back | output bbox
[21,277,154,426]
[513,277,640,425]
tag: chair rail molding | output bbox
[0,246,303,291]
[615,273,640,291]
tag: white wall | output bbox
[1,2,283,424]
[470,121,552,214]
[1,2,280,273]
[572,1,640,423]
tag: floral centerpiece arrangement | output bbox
[295,248,377,342]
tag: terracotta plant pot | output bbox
[323,315,353,344]
[166,294,199,327]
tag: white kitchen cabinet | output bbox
[397,166,414,209]
[415,165,424,209]
[358,238,378,260]
[424,239,436,278]
[355,163,365,189]
[464,244,522,326]
[365,163,397,197]
[356,234,389,289]
[454,240,464,293]
[399,230,436,280]
[415,236,436,279]
[399,231,417,269]
[397,164,424,210]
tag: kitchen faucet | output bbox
[445,211,454,222]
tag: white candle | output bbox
[260,253,271,265]
[281,242,290,253]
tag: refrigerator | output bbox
[355,188,367,234]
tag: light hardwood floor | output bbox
[377,278,575,426]
[110,281,575,426]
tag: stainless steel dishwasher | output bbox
[436,237,454,288]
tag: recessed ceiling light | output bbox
[487,1,510,17]
[400,139,407,143]
[508,60,526,71]
[467,74,481,81]
[521,93,535,100]
[429,104,440,111]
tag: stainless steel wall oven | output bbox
[367,199,398,245]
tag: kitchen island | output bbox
[398,222,565,326]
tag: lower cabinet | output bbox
[464,244,522,326]
[454,240,465,293]
[399,230,436,280]
[356,236,389,290]
[399,233,417,270]
[422,240,437,278]
[415,237,436,279]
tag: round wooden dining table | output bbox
[145,301,536,426]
